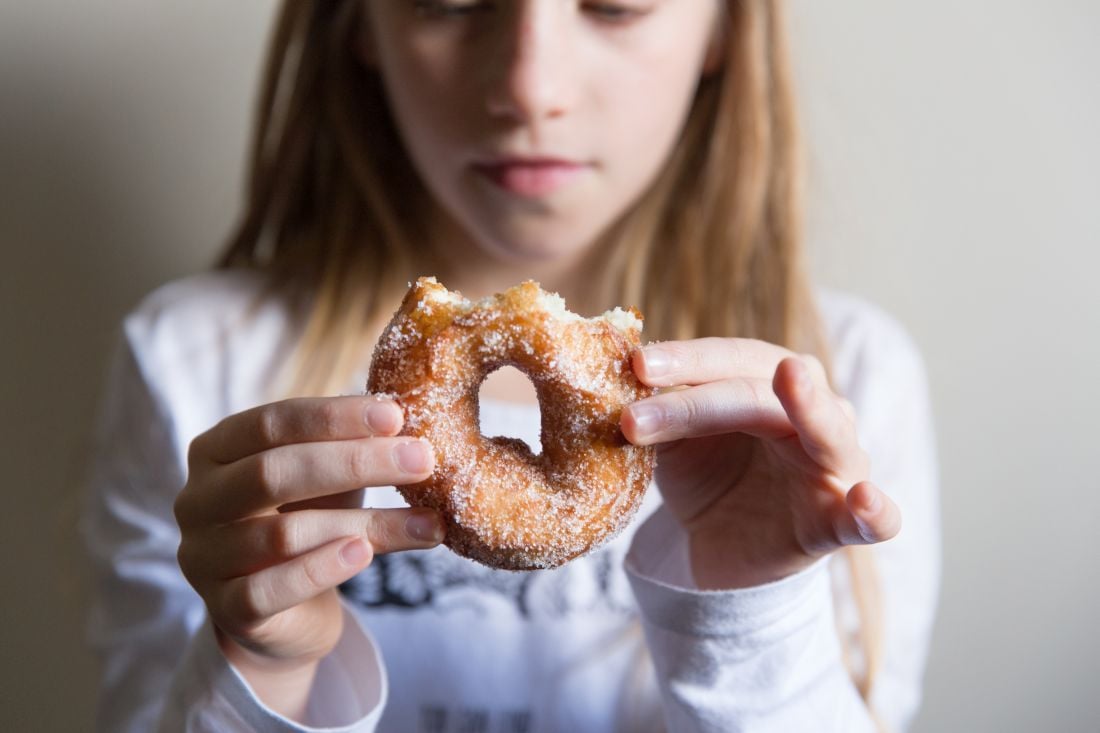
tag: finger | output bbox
[633,338,796,388]
[797,352,830,387]
[772,357,864,474]
[838,396,857,423]
[622,378,794,446]
[213,535,374,631]
[190,395,405,466]
[179,437,434,526]
[833,481,902,546]
[182,507,445,581]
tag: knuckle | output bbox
[255,405,282,448]
[186,435,206,470]
[176,540,196,580]
[299,554,329,594]
[711,337,743,369]
[744,337,778,361]
[172,489,190,529]
[173,474,209,531]
[671,392,705,434]
[314,400,344,439]
[363,511,396,551]
[345,442,374,484]
[229,578,270,627]
[268,515,302,558]
[743,378,773,410]
[188,423,229,468]
[684,339,711,371]
[248,453,282,503]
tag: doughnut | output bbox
[367,277,656,570]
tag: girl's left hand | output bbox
[621,338,902,590]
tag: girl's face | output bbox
[364,0,721,273]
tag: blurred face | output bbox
[363,0,721,277]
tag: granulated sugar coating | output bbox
[367,277,657,570]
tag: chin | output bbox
[472,210,611,264]
[462,224,583,265]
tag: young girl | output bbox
[84,1,939,731]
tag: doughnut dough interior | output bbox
[368,277,657,570]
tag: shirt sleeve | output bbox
[836,305,941,731]
[82,327,389,732]
[623,305,940,733]
[625,510,877,733]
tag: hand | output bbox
[621,338,901,590]
[174,395,441,717]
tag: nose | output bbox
[485,5,575,124]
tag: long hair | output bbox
[220,0,886,724]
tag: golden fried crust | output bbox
[367,278,656,570]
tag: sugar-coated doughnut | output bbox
[368,277,656,570]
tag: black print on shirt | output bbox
[502,711,533,733]
[339,543,634,619]
[420,705,447,733]
[418,706,531,733]
[456,708,489,733]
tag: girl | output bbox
[84,1,940,731]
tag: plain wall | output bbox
[1,2,1097,730]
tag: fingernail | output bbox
[365,399,400,434]
[395,441,432,474]
[861,489,880,512]
[405,511,444,543]
[340,538,370,566]
[628,403,663,440]
[642,347,671,378]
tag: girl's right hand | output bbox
[174,395,440,702]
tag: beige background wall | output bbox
[2,1,1097,730]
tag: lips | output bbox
[472,156,591,197]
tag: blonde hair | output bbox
[221,0,886,724]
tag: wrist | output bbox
[215,627,322,723]
[688,526,816,591]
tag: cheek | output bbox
[594,48,708,204]
[377,36,474,162]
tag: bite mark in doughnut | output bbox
[368,277,656,570]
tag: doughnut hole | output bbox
[477,365,542,454]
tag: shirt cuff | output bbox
[163,601,386,732]
[303,599,387,729]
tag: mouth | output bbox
[472,156,592,198]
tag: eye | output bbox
[413,0,494,18]
[582,2,652,24]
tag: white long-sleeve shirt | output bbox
[82,269,940,733]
